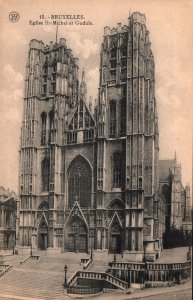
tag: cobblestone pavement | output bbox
[94,279,192,300]
[137,289,192,300]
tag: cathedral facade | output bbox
[18,12,162,261]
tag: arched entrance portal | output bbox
[109,222,122,254]
[66,217,88,253]
[38,221,48,250]
[108,199,124,254]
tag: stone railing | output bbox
[146,260,191,271]
[105,272,128,291]
[108,260,191,284]
[68,271,80,287]
[31,255,40,261]
[67,285,102,295]
[0,265,12,278]
[109,261,144,270]
[20,255,31,265]
[81,258,93,270]
[67,270,128,292]
[20,255,40,265]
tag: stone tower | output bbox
[170,153,183,228]
[97,12,160,258]
[18,38,80,249]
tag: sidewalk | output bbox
[94,279,192,300]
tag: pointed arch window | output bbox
[121,47,127,57]
[43,61,48,75]
[49,110,55,143]
[120,99,126,136]
[67,132,72,144]
[109,100,116,137]
[112,152,122,188]
[139,177,142,189]
[110,48,117,59]
[68,156,92,208]
[42,63,48,96]
[38,201,49,210]
[85,112,90,128]
[41,112,47,145]
[42,158,50,192]
[49,110,54,129]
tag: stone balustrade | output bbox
[66,259,191,295]
[20,255,40,265]
[67,270,128,291]
[20,255,31,265]
[67,285,102,295]
[108,260,191,284]
[0,264,12,277]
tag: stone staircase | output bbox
[90,253,124,272]
[0,268,65,299]
[67,270,129,293]
[90,258,109,273]
[1,253,27,267]
[0,251,131,298]
[0,251,85,299]
[66,253,132,294]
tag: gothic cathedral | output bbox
[18,12,162,261]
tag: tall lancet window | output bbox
[49,110,54,143]
[120,99,126,136]
[109,100,116,137]
[68,156,92,208]
[41,112,47,145]
[112,152,122,188]
[42,158,50,192]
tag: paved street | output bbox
[94,279,192,300]
[139,289,192,300]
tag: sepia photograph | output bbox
[0,0,192,299]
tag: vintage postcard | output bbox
[0,0,192,299]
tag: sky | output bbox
[0,0,192,194]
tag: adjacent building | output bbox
[159,154,192,233]
[0,186,17,250]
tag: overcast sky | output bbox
[0,0,192,193]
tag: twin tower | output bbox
[18,12,161,261]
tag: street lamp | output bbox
[30,243,32,256]
[143,244,146,263]
[13,240,15,255]
[63,265,68,288]
[143,244,147,284]
[128,266,131,288]
[6,227,11,249]
[90,246,93,260]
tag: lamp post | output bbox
[30,243,32,256]
[143,244,147,283]
[63,265,68,288]
[128,266,131,288]
[90,246,93,260]
[6,227,11,249]
[13,240,15,255]
[143,244,146,263]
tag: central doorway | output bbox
[109,223,122,254]
[38,221,48,250]
[67,217,88,253]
